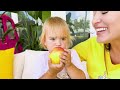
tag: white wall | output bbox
[11,13,18,24]
[51,11,66,21]
[89,11,96,37]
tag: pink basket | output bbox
[0,14,23,54]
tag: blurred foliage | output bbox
[1,11,51,51]
[66,11,90,47]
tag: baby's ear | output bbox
[44,40,47,46]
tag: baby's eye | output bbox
[61,37,66,40]
[50,38,55,40]
[101,11,108,14]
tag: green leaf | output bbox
[42,11,51,23]
[27,11,42,20]
[7,11,20,13]
[2,29,14,42]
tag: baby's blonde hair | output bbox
[40,16,74,50]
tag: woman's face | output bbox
[92,11,120,43]
[44,29,69,52]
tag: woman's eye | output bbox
[101,11,108,14]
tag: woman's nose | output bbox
[92,13,102,26]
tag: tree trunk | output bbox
[84,11,87,37]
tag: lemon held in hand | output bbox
[49,47,64,64]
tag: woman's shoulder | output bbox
[73,36,104,54]
[83,36,103,46]
[86,36,97,43]
[89,36,103,46]
[73,36,99,49]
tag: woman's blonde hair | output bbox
[39,16,74,50]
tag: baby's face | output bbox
[44,29,69,52]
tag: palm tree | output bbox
[66,12,75,36]
[83,11,87,37]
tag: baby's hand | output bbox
[48,59,64,76]
[60,49,72,67]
